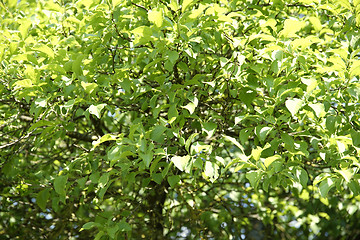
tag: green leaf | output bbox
[54,175,68,196]
[295,168,308,187]
[351,130,360,147]
[309,16,322,31]
[118,219,131,232]
[167,50,179,63]
[255,126,272,142]
[36,188,50,211]
[150,125,167,142]
[281,133,295,151]
[107,224,119,239]
[98,172,109,188]
[185,133,199,152]
[18,20,31,39]
[171,155,191,171]
[246,171,261,189]
[285,98,303,116]
[88,104,106,119]
[168,175,181,187]
[72,54,84,76]
[81,222,99,231]
[139,150,154,168]
[264,155,281,168]
[223,135,244,153]
[319,178,335,198]
[33,44,55,59]
[168,0,179,11]
[92,134,117,148]
[202,122,217,138]
[326,116,336,134]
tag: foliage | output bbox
[1,0,360,239]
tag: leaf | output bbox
[280,19,306,38]
[251,146,262,161]
[118,219,131,232]
[98,172,109,188]
[148,9,163,28]
[319,178,335,198]
[81,222,99,231]
[139,150,154,168]
[36,188,50,211]
[171,155,191,171]
[185,133,199,152]
[107,224,119,239]
[168,175,181,187]
[81,82,98,94]
[309,103,325,118]
[167,50,179,63]
[33,44,55,59]
[281,133,295,151]
[223,135,245,153]
[326,116,336,134]
[351,130,360,147]
[202,122,217,138]
[285,98,303,116]
[53,175,68,196]
[246,171,261,189]
[182,0,193,11]
[151,125,167,142]
[204,161,219,182]
[112,0,122,6]
[264,155,281,168]
[255,126,272,142]
[335,169,353,182]
[35,98,47,108]
[92,134,117,148]
[18,20,31,39]
[295,168,308,187]
[309,16,322,31]
[182,97,197,116]
[88,104,106,119]
[131,26,153,38]
[15,79,33,88]
[72,54,84,76]
[168,0,179,11]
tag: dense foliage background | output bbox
[1,0,360,239]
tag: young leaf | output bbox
[88,104,106,119]
[204,161,219,182]
[148,9,163,28]
[171,155,191,171]
[285,98,303,116]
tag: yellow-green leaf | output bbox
[148,9,163,28]
[33,44,55,59]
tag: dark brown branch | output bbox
[66,131,98,142]
[131,2,149,12]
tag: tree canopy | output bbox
[1,0,360,239]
